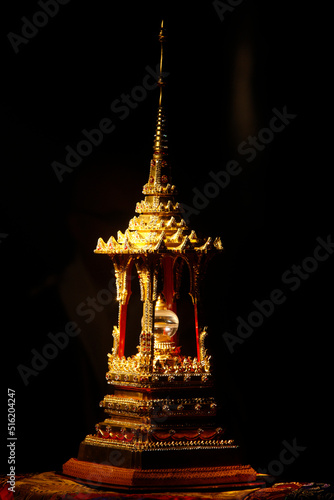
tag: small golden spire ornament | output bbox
[63,21,260,489]
[158,19,166,107]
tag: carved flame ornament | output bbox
[63,21,260,489]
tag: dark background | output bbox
[2,0,333,484]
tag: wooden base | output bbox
[77,438,241,469]
[63,458,260,489]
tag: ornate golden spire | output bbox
[152,19,169,179]
[95,21,223,255]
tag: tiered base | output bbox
[77,437,241,469]
[63,458,259,489]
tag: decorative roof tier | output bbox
[95,21,223,256]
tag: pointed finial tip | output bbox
[159,19,166,42]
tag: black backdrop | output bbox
[2,0,333,483]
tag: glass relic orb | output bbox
[141,295,179,344]
[154,308,179,341]
[154,295,179,342]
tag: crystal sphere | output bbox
[154,308,179,340]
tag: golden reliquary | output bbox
[63,21,260,490]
